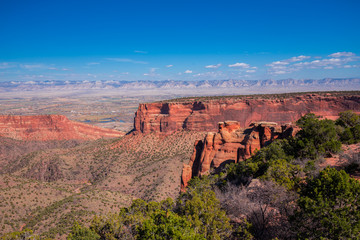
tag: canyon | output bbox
[0,91,359,238]
[134,92,360,135]
[0,115,124,141]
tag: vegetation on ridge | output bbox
[159,90,360,103]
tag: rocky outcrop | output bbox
[134,93,360,135]
[180,121,298,191]
[0,115,125,141]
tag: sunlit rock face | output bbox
[134,93,360,135]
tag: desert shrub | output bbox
[336,110,360,128]
[67,222,99,240]
[223,139,302,190]
[137,210,204,240]
[88,198,177,240]
[0,229,39,240]
[336,111,360,144]
[295,113,341,159]
[261,159,301,190]
[176,177,232,240]
[291,167,360,239]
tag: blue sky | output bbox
[0,0,360,82]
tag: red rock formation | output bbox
[180,121,298,191]
[0,115,124,141]
[134,93,360,135]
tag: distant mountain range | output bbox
[1,78,359,97]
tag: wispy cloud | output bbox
[205,63,222,69]
[87,73,97,78]
[144,68,159,76]
[20,64,46,70]
[87,62,100,65]
[193,71,225,78]
[47,67,71,71]
[166,64,173,68]
[0,62,16,69]
[105,58,148,64]
[228,62,250,68]
[134,50,148,54]
[184,70,192,74]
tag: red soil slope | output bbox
[0,115,124,141]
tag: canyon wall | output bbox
[181,121,298,191]
[134,93,360,135]
[0,115,124,141]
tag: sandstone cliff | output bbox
[181,121,298,191]
[0,115,124,141]
[134,93,360,135]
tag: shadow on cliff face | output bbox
[192,102,206,111]
[160,103,170,114]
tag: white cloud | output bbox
[48,67,58,70]
[105,58,148,64]
[184,70,192,74]
[267,53,359,75]
[328,52,356,58]
[205,63,221,69]
[166,65,173,68]
[228,62,250,68]
[62,68,70,71]
[288,55,311,62]
[273,70,287,75]
[87,62,100,65]
[266,55,311,68]
[246,69,256,73]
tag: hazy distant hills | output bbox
[0,78,359,99]
[0,78,359,91]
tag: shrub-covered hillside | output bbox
[2,111,360,240]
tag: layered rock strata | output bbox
[181,121,298,191]
[134,94,360,135]
[0,115,124,141]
